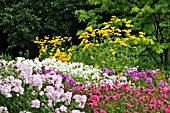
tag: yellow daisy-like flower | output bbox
[36,37,39,41]
[139,32,146,35]
[94,65,100,69]
[68,37,72,41]
[95,43,100,46]
[44,36,49,40]
[102,61,106,64]
[110,49,116,55]
[129,35,136,40]
[124,20,132,24]
[114,38,121,43]
[118,72,123,77]
[86,26,93,32]
[125,24,133,27]
[114,33,122,36]
[120,42,128,47]
[116,28,121,32]
[114,18,121,23]
[110,16,116,20]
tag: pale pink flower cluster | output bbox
[54,105,67,113]
[71,110,85,113]
[44,85,73,106]
[73,94,87,108]
[31,99,40,108]
[19,110,32,113]
[0,106,8,113]
[0,76,24,98]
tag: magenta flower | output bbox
[100,109,106,113]
[110,69,115,74]
[103,68,110,74]
[147,70,153,75]
[164,106,170,113]
[126,103,133,107]
[146,78,152,84]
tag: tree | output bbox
[75,0,170,69]
[0,0,87,57]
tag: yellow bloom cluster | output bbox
[34,36,73,62]
[78,15,148,54]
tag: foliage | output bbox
[71,16,155,71]
[0,53,12,61]
[75,0,170,69]
[0,0,87,50]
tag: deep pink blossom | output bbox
[100,109,106,113]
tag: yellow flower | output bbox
[103,22,109,25]
[44,36,49,40]
[103,24,111,29]
[36,37,39,41]
[64,37,68,40]
[120,42,128,47]
[114,33,122,36]
[102,61,106,64]
[68,37,72,41]
[67,48,73,52]
[133,46,136,48]
[118,72,123,77]
[116,28,121,32]
[110,49,116,55]
[111,27,115,31]
[122,18,127,22]
[122,29,132,34]
[110,16,116,20]
[86,26,93,32]
[139,32,146,35]
[94,65,100,69]
[129,35,136,40]
[91,32,96,37]
[125,24,133,27]
[34,41,40,43]
[95,43,100,46]
[54,48,60,57]
[114,18,121,22]
[114,38,121,42]
[125,20,132,24]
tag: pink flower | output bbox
[124,110,130,113]
[121,83,130,91]
[55,108,60,113]
[94,111,99,113]
[89,95,100,102]
[156,100,163,107]
[90,102,98,107]
[164,106,170,113]
[126,103,133,108]
[31,99,40,108]
[60,105,67,112]
[100,109,106,113]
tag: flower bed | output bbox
[0,58,169,113]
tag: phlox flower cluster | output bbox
[0,57,169,113]
[124,67,162,85]
[14,57,102,82]
[0,76,24,98]
[0,106,8,113]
